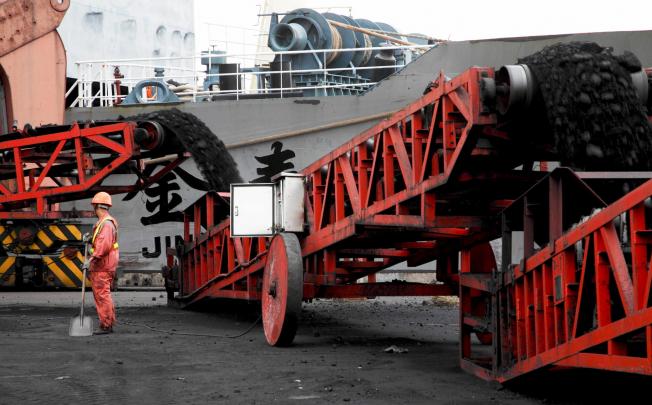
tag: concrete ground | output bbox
[0,292,649,404]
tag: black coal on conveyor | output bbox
[519,42,652,171]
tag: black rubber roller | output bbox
[134,120,182,153]
[121,108,243,191]
[495,64,537,115]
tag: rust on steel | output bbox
[0,0,70,127]
[0,0,69,58]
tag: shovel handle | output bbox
[80,242,89,322]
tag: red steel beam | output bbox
[0,122,136,206]
[465,175,652,382]
[498,307,652,382]
[555,353,652,375]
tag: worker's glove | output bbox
[82,232,91,244]
[82,259,91,272]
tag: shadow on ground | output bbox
[506,367,652,404]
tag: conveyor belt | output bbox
[123,108,243,191]
[520,42,652,170]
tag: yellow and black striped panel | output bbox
[43,251,89,288]
[0,257,16,287]
[0,225,15,250]
[29,224,84,252]
[0,223,84,254]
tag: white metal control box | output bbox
[275,173,305,233]
[230,173,305,237]
[230,183,275,236]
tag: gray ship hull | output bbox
[66,30,652,275]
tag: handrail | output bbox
[73,44,434,64]
[69,43,437,108]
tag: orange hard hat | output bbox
[91,191,112,207]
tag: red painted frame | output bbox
[460,173,652,381]
[0,121,187,218]
[177,67,537,304]
[175,66,652,382]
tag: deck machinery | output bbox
[165,62,652,382]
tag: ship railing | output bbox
[203,22,267,66]
[68,44,435,108]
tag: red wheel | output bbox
[262,233,303,346]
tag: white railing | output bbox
[68,44,436,108]
[203,22,268,66]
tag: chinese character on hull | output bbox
[253,141,296,183]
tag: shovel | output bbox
[69,242,93,336]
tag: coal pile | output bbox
[519,42,652,170]
[123,108,242,191]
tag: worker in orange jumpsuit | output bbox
[83,191,119,335]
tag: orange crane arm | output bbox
[0,0,70,131]
[0,0,69,58]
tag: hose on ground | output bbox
[119,315,261,339]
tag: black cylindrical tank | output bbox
[372,44,397,82]
[219,63,242,92]
[270,61,294,91]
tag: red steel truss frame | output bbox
[177,67,506,302]
[0,121,187,219]
[176,67,541,316]
[174,66,652,381]
[461,171,652,381]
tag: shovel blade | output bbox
[69,316,93,337]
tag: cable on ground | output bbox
[119,315,261,339]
